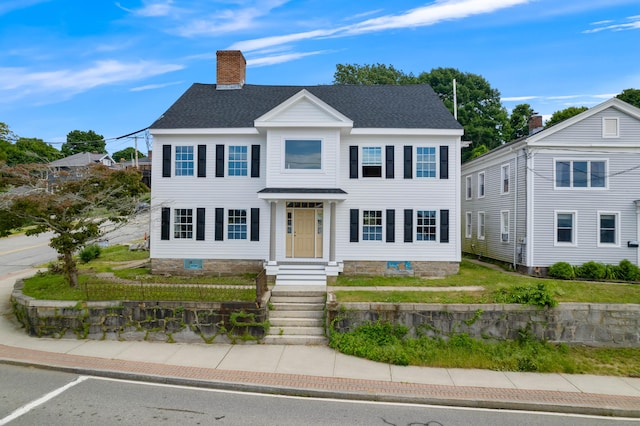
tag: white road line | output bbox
[0,376,89,425]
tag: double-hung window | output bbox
[362,147,382,177]
[228,146,247,176]
[228,209,247,240]
[555,160,606,188]
[175,146,194,176]
[174,209,193,238]
[363,210,382,240]
[477,212,485,240]
[500,210,510,242]
[416,147,436,178]
[501,164,510,194]
[598,212,618,245]
[555,211,576,245]
[465,211,472,238]
[417,210,436,241]
[478,172,485,198]
[465,175,472,199]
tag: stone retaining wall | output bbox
[150,258,264,276]
[342,261,459,278]
[12,281,269,343]
[327,300,640,347]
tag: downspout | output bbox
[513,150,518,270]
[635,200,640,266]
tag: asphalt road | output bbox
[0,212,150,276]
[0,364,635,426]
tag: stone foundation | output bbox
[151,258,264,276]
[342,260,459,278]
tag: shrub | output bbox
[618,259,639,282]
[547,262,575,280]
[79,244,102,263]
[493,283,558,308]
[575,261,606,280]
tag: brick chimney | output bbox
[528,114,543,135]
[216,50,246,90]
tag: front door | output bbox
[286,202,323,258]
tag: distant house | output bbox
[147,50,464,284]
[48,152,116,191]
[461,98,640,274]
[119,152,152,188]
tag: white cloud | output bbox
[502,96,539,102]
[247,50,330,67]
[116,0,176,17]
[583,15,640,33]
[231,0,531,52]
[0,0,49,16]
[130,81,184,92]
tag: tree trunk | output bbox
[62,251,79,288]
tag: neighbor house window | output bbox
[500,210,510,242]
[598,212,618,245]
[555,211,576,245]
[363,210,382,240]
[602,117,619,138]
[416,147,436,178]
[285,140,322,169]
[174,208,193,239]
[417,210,436,241]
[228,146,248,176]
[465,211,472,238]
[501,164,510,194]
[555,160,606,188]
[466,175,472,199]
[362,147,382,177]
[478,171,485,198]
[175,146,194,176]
[477,212,485,240]
[228,209,247,240]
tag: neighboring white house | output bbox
[148,50,464,284]
[461,98,640,275]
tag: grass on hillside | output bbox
[334,260,640,304]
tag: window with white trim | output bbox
[500,210,510,242]
[602,117,619,138]
[501,164,510,194]
[228,146,248,176]
[174,209,193,239]
[555,160,606,188]
[363,210,382,240]
[465,175,472,199]
[465,211,472,238]
[175,146,194,176]
[228,209,247,240]
[598,212,618,245]
[417,210,436,241]
[478,171,485,198]
[555,211,576,245]
[285,140,322,170]
[362,147,382,177]
[477,211,485,240]
[416,147,436,178]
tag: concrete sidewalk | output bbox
[1,269,640,418]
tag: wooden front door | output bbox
[285,203,323,258]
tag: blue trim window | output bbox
[417,210,436,241]
[228,209,247,240]
[363,210,382,241]
[228,146,248,176]
[174,209,193,239]
[416,147,436,178]
[175,146,194,176]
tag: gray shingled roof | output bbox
[49,152,113,167]
[150,84,462,130]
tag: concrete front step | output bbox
[270,302,324,311]
[262,335,328,345]
[268,326,325,336]
[269,317,323,327]
[271,285,326,296]
[269,310,324,319]
[275,279,328,286]
[270,295,326,304]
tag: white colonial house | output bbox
[461,98,640,275]
[148,50,464,286]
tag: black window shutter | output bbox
[385,146,394,179]
[196,208,205,241]
[349,209,359,242]
[404,146,413,179]
[404,209,413,242]
[251,145,260,178]
[349,146,358,179]
[440,209,449,243]
[161,207,170,240]
[215,145,224,178]
[440,146,449,180]
[197,145,206,178]
[386,209,395,243]
[162,145,171,177]
[250,208,260,241]
[215,208,224,241]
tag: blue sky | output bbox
[1,0,638,155]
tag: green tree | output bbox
[112,147,146,163]
[61,130,106,156]
[333,63,415,85]
[544,106,588,129]
[13,138,61,164]
[616,88,640,108]
[0,163,148,287]
[508,103,536,140]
